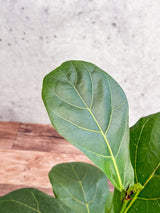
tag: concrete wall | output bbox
[0,0,160,126]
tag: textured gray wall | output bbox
[0,0,160,126]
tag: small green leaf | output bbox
[123,112,160,212]
[49,162,109,213]
[0,188,74,213]
[128,183,143,194]
[42,60,134,191]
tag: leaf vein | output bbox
[76,144,111,158]
[70,61,78,86]
[134,118,151,183]
[0,199,41,212]
[31,191,40,211]
[137,197,160,201]
[82,62,95,109]
[104,78,113,136]
[72,166,90,213]
[54,179,86,206]
[45,83,86,110]
[50,109,100,133]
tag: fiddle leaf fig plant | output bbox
[42,60,134,192]
[0,60,159,213]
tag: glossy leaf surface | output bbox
[42,60,134,191]
[0,188,73,213]
[123,112,160,212]
[49,162,109,213]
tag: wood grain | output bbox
[0,121,114,196]
[0,149,91,187]
[12,123,82,154]
[0,122,19,149]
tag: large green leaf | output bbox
[42,60,134,191]
[49,162,109,213]
[122,112,160,212]
[0,188,74,213]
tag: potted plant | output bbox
[0,61,159,212]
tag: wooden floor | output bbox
[0,121,113,197]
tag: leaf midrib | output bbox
[60,68,123,190]
[72,166,90,213]
[53,173,97,212]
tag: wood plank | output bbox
[0,122,114,196]
[12,123,82,154]
[0,149,92,188]
[0,122,19,149]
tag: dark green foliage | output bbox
[0,188,74,213]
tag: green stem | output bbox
[120,201,128,213]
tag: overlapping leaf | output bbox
[122,112,160,212]
[42,60,134,191]
[49,162,109,213]
[0,188,73,213]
